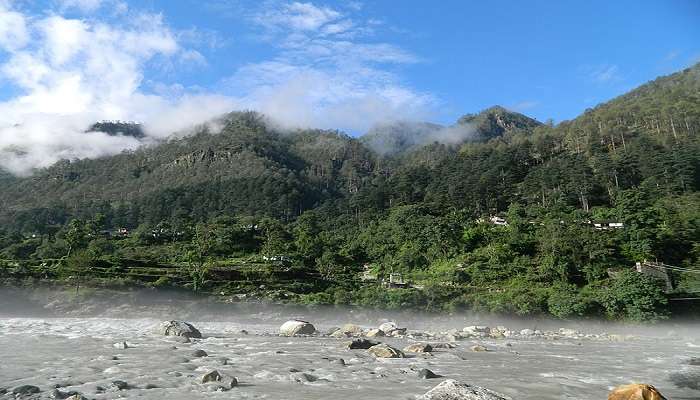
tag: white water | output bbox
[0,289,698,399]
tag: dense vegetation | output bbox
[1,64,699,321]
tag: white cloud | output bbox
[225,1,431,132]
[587,64,621,83]
[57,0,104,12]
[0,4,233,175]
[0,3,29,51]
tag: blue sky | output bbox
[0,0,699,173]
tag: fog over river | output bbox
[0,288,698,399]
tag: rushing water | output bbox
[0,288,698,399]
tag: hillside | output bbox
[1,64,699,320]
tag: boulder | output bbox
[12,385,41,396]
[340,323,363,336]
[368,343,404,358]
[109,381,129,391]
[470,345,488,352]
[346,338,380,350]
[463,326,490,334]
[289,372,319,384]
[420,379,510,400]
[687,357,700,366]
[279,320,316,336]
[202,370,238,388]
[366,328,385,338]
[192,349,208,358]
[158,320,202,339]
[608,384,667,400]
[418,368,442,379]
[378,321,399,333]
[404,343,433,353]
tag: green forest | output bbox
[1,64,699,322]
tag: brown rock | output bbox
[608,384,667,400]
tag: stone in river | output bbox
[158,320,202,339]
[346,338,380,350]
[192,349,208,358]
[279,320,316,336]
[418,368,442,379]
[608,384,667,400]
[420,379,510,400]
[367,343,404,358]
[404,343,433,353]
[12,385,41,396]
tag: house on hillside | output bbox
[591,221,624,230]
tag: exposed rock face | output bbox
[158,320,202,339]
[367,343,404,358]
[404,343,433,353]
[608,384,667,400]
[279,320,316,336]
[420,379,510,400]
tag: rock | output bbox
[12,385,41,396]
[432,343,456,349]
[687,357,700,366]
[202,370,223,384]
[113,341,128,349]
[366,328,385,337]
[378,321,399,333]
[418,368,442,379]
[201,370,238,388]
[339,323,363,336]
[420,379,510,400]
[367,343,404,358]
[519,329,535,336]
[470,345,488,352]
[388,327,407,336]
[50,389,83,399]
[279,320,316,336]
[65,395,88,400]
[158,320,202,339]
[558,328,579,336]
[346,338,380,350]
[289,372,318,384]
[669,371,700,390]
[608,384,667,400]
[109,380,129,391]
[404,343,433,353]
[326,327,340,335]
[463,326,490,334]
[192,349,208,358]
[331,358,346,366]
[331,329,352,338]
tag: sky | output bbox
[0,0,698,174]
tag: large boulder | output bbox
[158,320,202,339]
[340,323,363,336]
[420,380,510,400]
[379,321,399,334]
[366,328,385,338]
[347,338,380,350]
[279,320,316,336]
[368,343,404,358]
[201,370,238,388]
[608,384,667,400]
[404,343,433,353]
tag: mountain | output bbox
[0,64,698,320]
[88,121,146,138]
[456,105,542,141]
[362,107,542,157]
[361,121,444,155]
[0,112,376,228]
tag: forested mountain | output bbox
[1,63,699,321]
